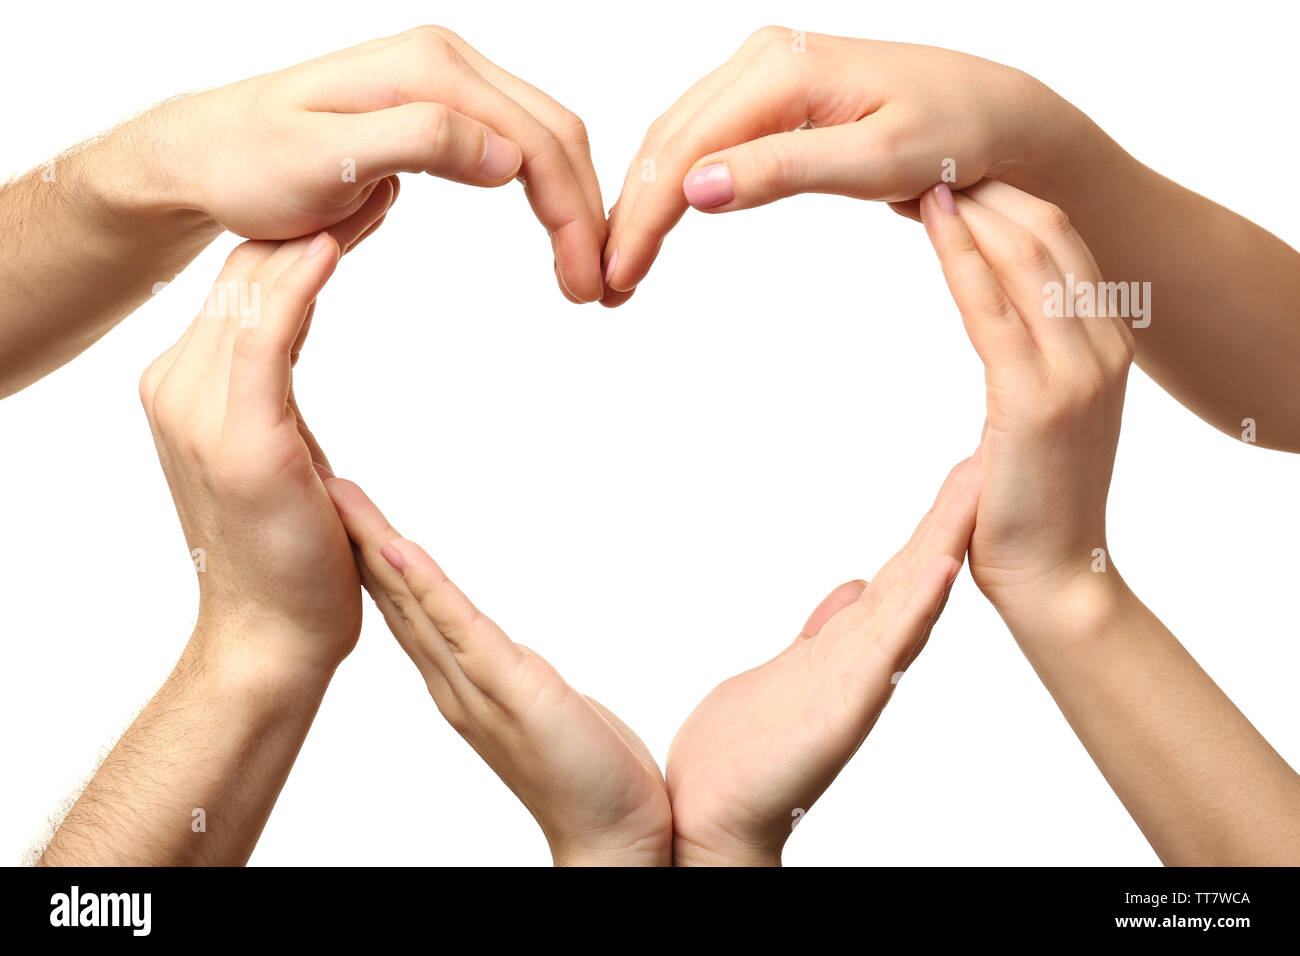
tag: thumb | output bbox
[343,103,523,186]
[799,579,868,638]
[681,118,924,213]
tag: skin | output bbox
[40,188,391,865]
[602,28,1300,451]
[922,179,1300,865]
[667,455,981,866]
[321,478,674,867]
[0,25,606,400]
[321,452,978,866]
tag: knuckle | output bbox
[557,109,589,148]
[403,26,460,71]
[1007,232,1053,273]
[964,282,1014,322]
[437,699,470,736]
[745,25,790,50]
[137,362,162,409]
[751,137,802,194]
[1033,200,1073,238]
[412,102,453,154]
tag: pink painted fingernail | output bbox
[934,183,956,215]
[304,232,332,257]
[380,543,407,573]
[604,249,619,284]
[684,163,735,209]
[480,131,521,179]
[312,461,333,480]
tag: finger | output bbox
[326,29,605,301]
[950,192,1097,364]
[339,103,522,186]
[290,177,400,367]
[679,116,924,215]
[604,28,807,293]
[800,580,868,639]
[864,451,982,612]
[324,478,520,680]
[346,536,455,703]
[425,27,605,227]
[961,179,1135,369]
[324,477,465,681]
[383,538,520,671]
[227,233,339,428]
[870,553,962,685]
[888,198,922,222]
[919,184,1040,374]
[343,175,401,255]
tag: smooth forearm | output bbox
[1001,573,1300,865]
[1004,85,1300,450]
[40,624,332,866]
[0,120,221,398]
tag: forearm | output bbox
[40,623,332,866]
[1005,84,1300,451]
[0,119,221,398]
[1002,573,1300,865]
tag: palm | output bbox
[478,647,672,859]
[667,613,887,860]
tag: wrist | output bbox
[78,110,221,239]
[551,827,673,867]
[991,559,1131,650]
[672,835,782,867]
[995,76,1133,203]
[183,617,337,715]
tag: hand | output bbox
[919,181,1134,618]
[602,28,1056,302]
[120,26,607,302]
[321,478,673,866]
[137,184,395,675]
[667,454,981,865]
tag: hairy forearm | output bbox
[1002,573,1300,865]
[40,624,333,866]
[1006,86,1300,451]
[0,120,221,398]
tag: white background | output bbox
[1,0,1297,866]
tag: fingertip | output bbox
[380,542,407,574]
[599,286,636,308]
[801,579,868,637]
[480,130,523,182]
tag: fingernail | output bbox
[934,183,957,215]
[312,461,333,480]
[944,560,962,588]
[684,163,735,209]
[604,249,619,284]
[304,232,331,257]
[480,130,521,179]
[380,542,407,573]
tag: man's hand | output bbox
[666,453,980,865]
[1,26,606,398]
[134,26,606,302]
[322,477,673,866]
[41,192,387,865]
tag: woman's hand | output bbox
[666,454,981,865]
[602,29,1063,302]
[322,478,673,866]
[919,180,1134,622]
[137,184,396,676]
